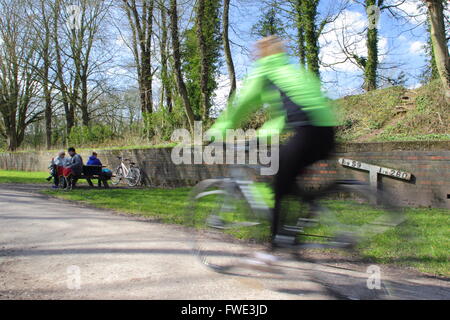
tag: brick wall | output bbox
[0,141,449,208]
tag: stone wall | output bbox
[0,141,449,208]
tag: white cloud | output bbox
[396,0,427,25]
[409,41,425,55]
[319,10,389,73]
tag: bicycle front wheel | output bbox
[289,182,406,300]
[185,179,271,274]
[127,167,141,187]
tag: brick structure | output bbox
[0,141,449,208]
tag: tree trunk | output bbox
[160,2,173,112]
[80,69,90,127]
[364,0,378,91]
[302,0,320,76]
[53,0,74,138]
[124,0,154,115]
[196,0,210,120]
[44,81,52,149]
[294,0,306,65]
[223,0,236,100]
[4,117,18,152]
[43,52,53,149]
[427,0,450,100]
[169,0,195,131]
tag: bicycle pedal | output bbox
[206,215,226,229]
[297,218,318,228]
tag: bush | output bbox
[144,104,188,142]
[68,125,115,147]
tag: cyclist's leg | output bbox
[272,126,335,244]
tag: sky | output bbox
[106,0,449,110]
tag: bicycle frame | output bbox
[120,161,130,178]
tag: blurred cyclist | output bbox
[208,36,337,261]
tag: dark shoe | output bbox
[272,234,297,249]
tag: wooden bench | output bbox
[75,165,110,188]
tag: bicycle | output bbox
[185,149,408,299]
[111,157,142,187]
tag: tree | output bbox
[159,0,173,112]
[422,14,440,83]
[51,0,112,137]
[122,0,156,115]
[29,0,57,149]
[0,0,42,151]
[181,0,221,121]
[294,0,306,65]
[252,3,285,37]
[223,0,237,100]
[194,0,222,120]
[426,0,450,100]
[169,0,195,131]
[358,0,380,91]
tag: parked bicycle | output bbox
[111,157,142,187]
[185,145,408,299]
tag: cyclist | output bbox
[208,36,338,257]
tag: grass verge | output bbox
[0,170,49,184]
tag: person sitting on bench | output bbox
[63,147,84,187]
[87,152,103,166]
[47,151,67,188]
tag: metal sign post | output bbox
[338,158,412,189]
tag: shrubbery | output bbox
[68,125,115,147]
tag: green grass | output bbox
[43,186,450,277]
[0,170,49,184]
[45,187,192,225]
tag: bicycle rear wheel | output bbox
[185,179,271,274]
[111,167,123,185]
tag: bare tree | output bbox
[223,0,237,99]
[195,0,210,121]
[0,0,42,151]
[169,0,195,131]
[122,0,156,115]
[159,0,173,112]
[29,0,58,149]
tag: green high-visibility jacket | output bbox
[210,53,337,138]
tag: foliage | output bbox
[68,125,115,147]
[181,0,222,120]
[143,104,187,142]
[251,4,285,37]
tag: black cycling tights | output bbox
[271,125,335,241]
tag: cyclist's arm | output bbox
[210,66,266,138]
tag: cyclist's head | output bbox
[68,147,76,156]
[255,35,286,59]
